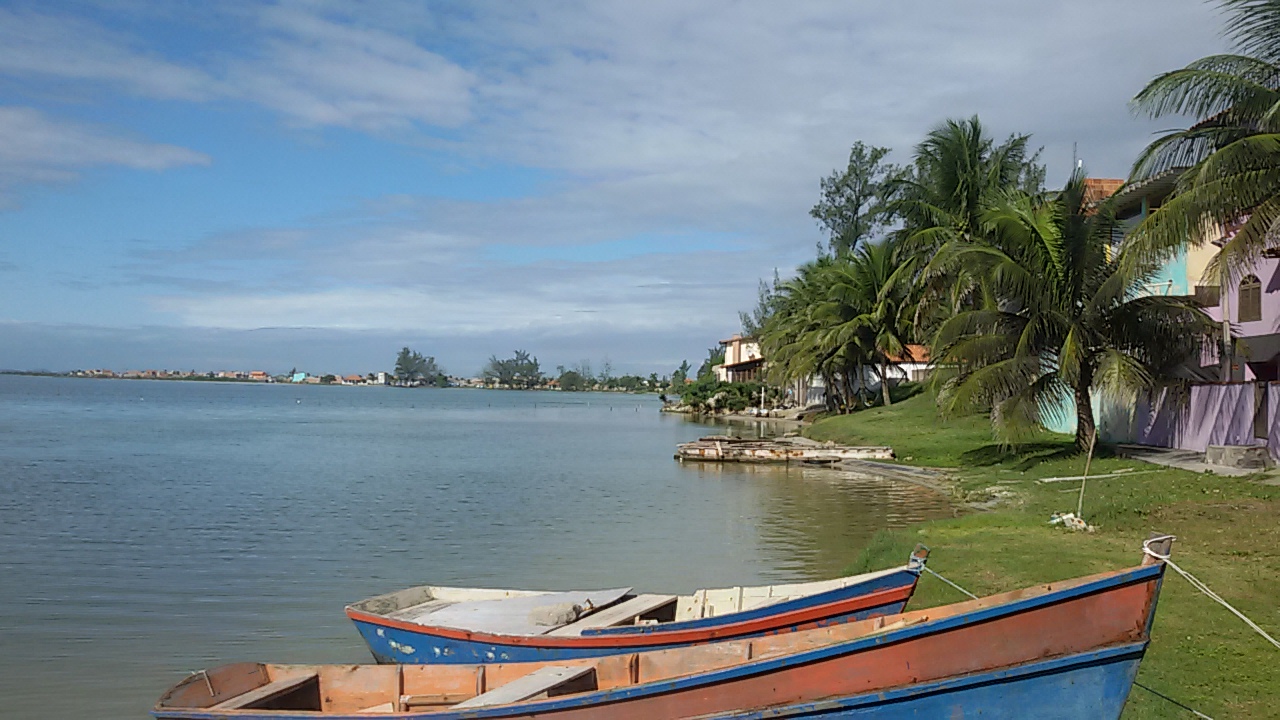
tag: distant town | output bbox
[5,345,751,396]
[67,368,408,385]
[26,363,674,393]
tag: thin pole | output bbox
[1077,428,1097,518]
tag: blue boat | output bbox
[154,537,1172,719]
[345,549,928,664]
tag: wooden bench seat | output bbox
[211,673,318,710]
[545,594,677,636]
[453,666,594,709]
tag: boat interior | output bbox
[345,565,911,637]
[162,566,1141,715]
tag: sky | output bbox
[0,0,1235,376]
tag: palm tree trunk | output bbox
[880,362,893,406]
[1074,369,1095,451]
[823,372,838,412]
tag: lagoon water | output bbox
[0,375,953,719]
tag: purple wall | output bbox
[1106,383,1278,458]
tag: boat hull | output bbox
[703,643,1144,719]
[348,568,918,664]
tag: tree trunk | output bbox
[1074,369,1095,451]
[880,362,893,406]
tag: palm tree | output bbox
[890,117,1046,338]
[760,258,847,411]
[816,238,914,406]
[894,116,1044,249]
[931,172,1217,449]
[1127,0,1280,283]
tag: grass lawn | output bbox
[805,391,1280,718]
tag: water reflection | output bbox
[676,462,955,580]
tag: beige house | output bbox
[714,335,764,382]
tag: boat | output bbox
[345,549,929,664]
[154,536,1172,718]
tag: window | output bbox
[1239,275,1262,323]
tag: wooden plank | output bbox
[357,702,397,713]
[453,666,594,709]
[401,693,472,707]
[545,594,677,636]
[210,673,318,710]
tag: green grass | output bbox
[806,392,1280,719]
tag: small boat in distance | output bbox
[155,537,1172,719]
[346,548,929,664]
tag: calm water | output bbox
[0,375,953,719]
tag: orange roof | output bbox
[888,344,930,363]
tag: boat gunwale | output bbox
[347,583,915,648]
[345,565,910,619]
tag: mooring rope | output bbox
[920,565,978,600]
[1142,537,1280,652]
[1134,681,1214,719]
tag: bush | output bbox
[678,378,779,412]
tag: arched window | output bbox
[1239,275,1262,323]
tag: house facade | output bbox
[1044,174,1220,435]
[713,335,765,383]
[1087,175,1280,458]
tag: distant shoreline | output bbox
[0,371,664,394]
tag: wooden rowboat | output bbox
[155,537,1171,719]
[345,549,928,664]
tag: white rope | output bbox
[921,565,979,600]
[1143,538,1280,652]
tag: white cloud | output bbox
[228,4,477,130]
[0,7,217,100]
[0,107,210,204]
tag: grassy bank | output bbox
[805,393,1280,718]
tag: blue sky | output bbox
[0,0,1232,375]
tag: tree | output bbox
[696,346,726,381]
[931,171,1217,449]
[891,116,1045,338]
[818,238,915,406]
[895,116,1044,249]
[670,360,691,389]
[1127,0,1280,294]
[557,369,587,391]
[483,350,543,388]
[740,271,781,336]
[394,347,442,386]
[811,142,900,256]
